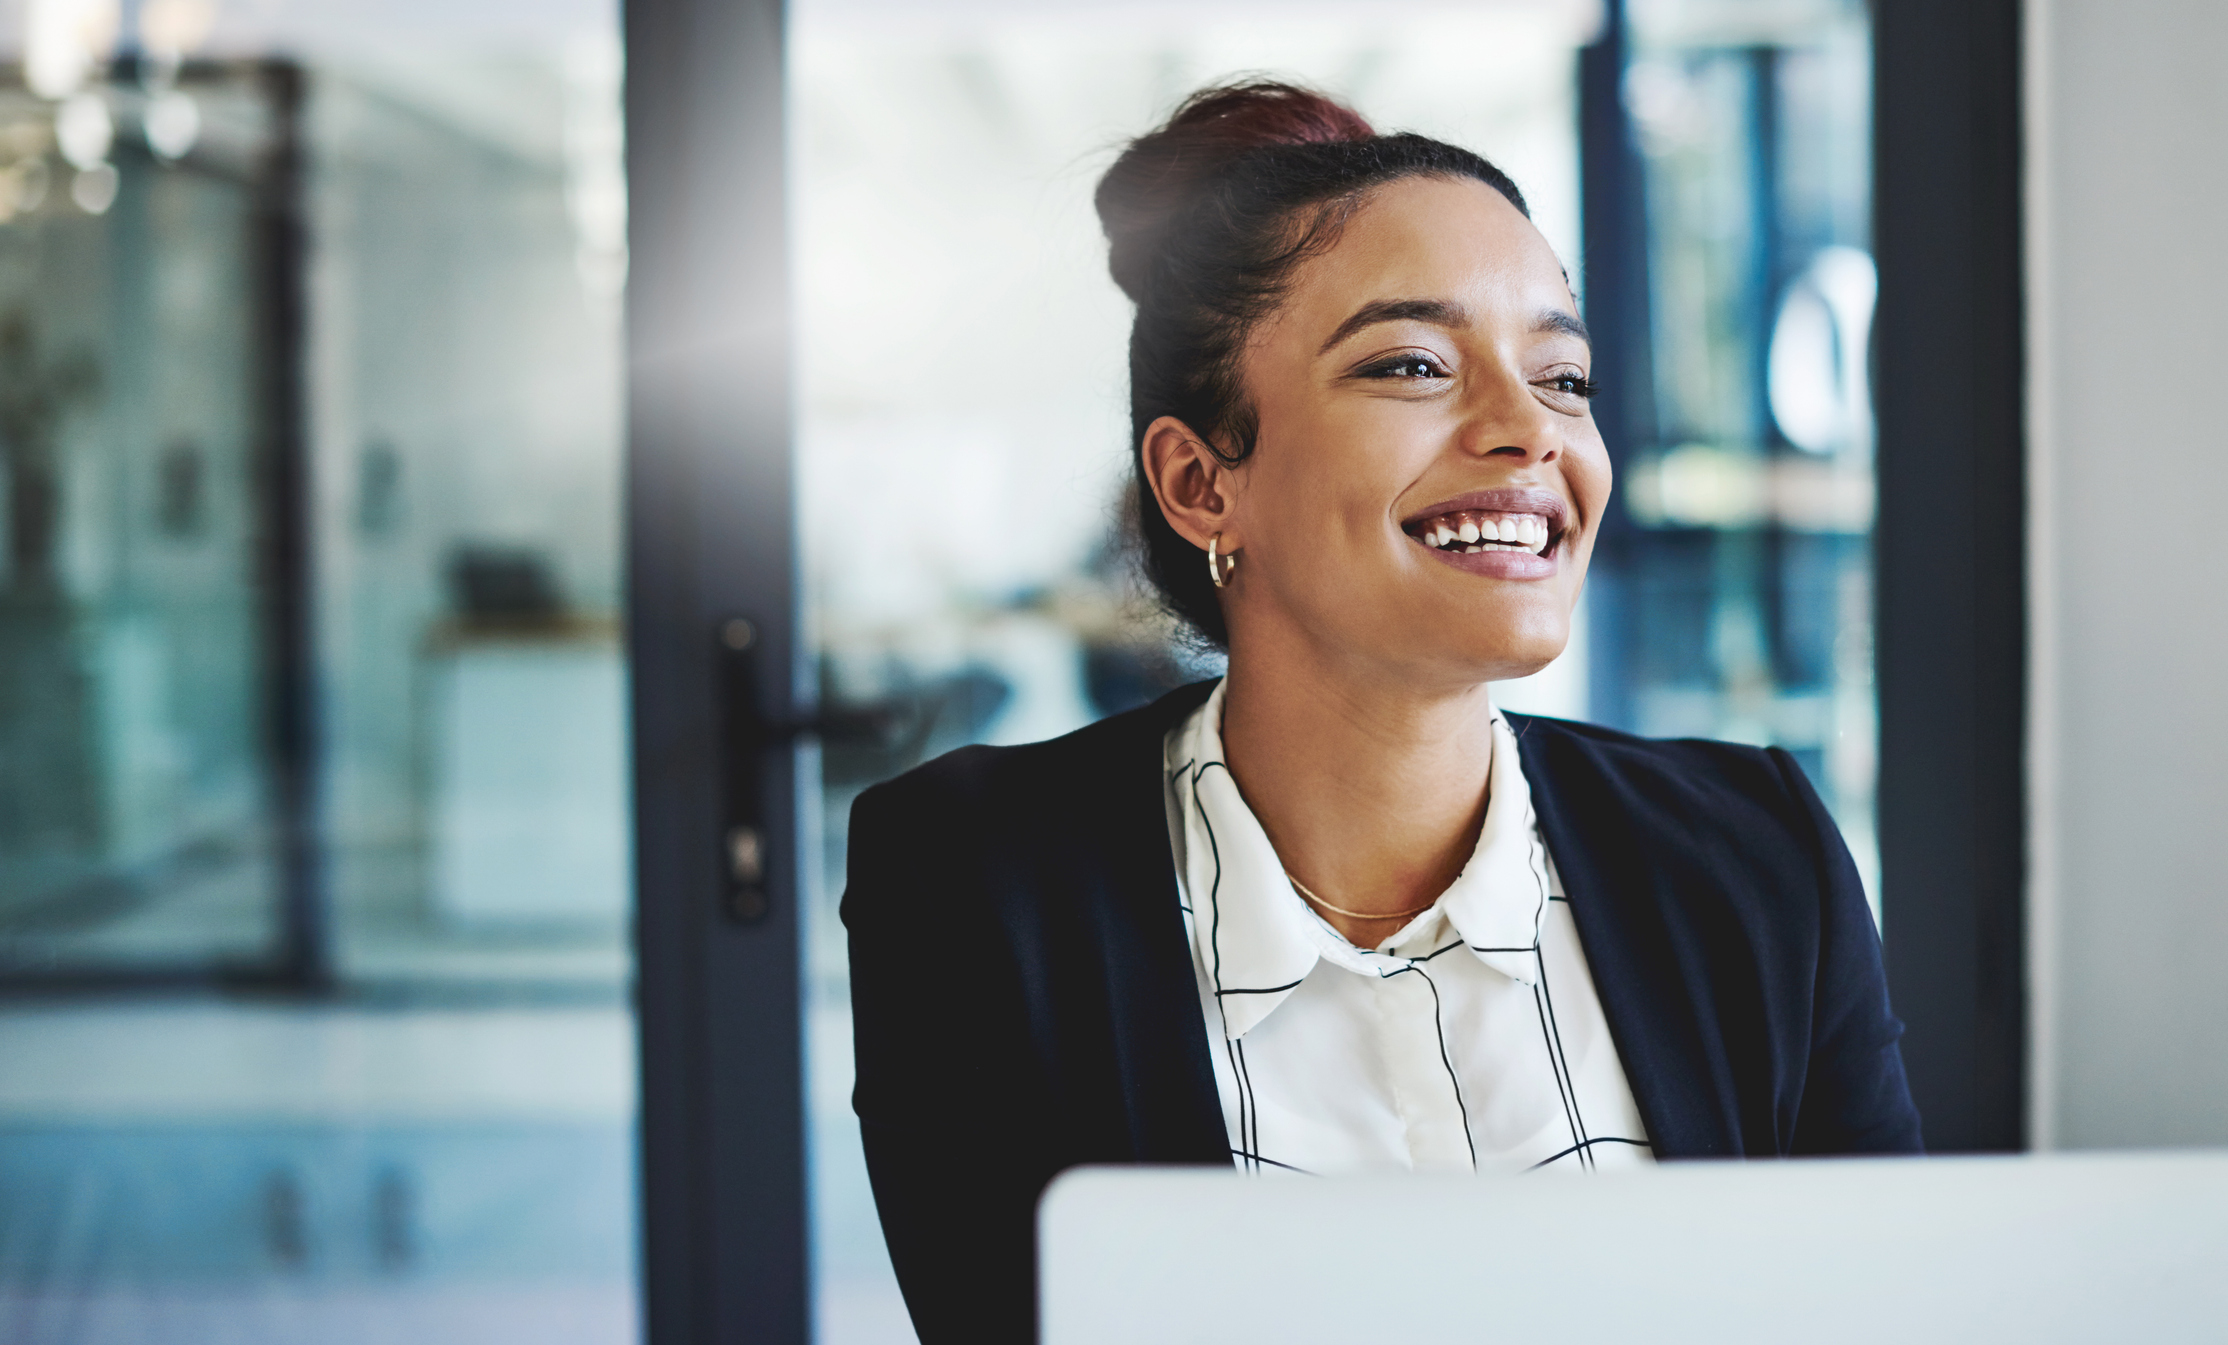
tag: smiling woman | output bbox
[840,81,1919,1345]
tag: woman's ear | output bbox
[1141,415,1242,551]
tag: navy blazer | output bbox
[842,681,1920,1343]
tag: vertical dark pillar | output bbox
[1744,44,1783,450]
[1743,47,1788,704]
[1873,0,2027,1152]
[626,0,809,1339]
[252,60,329,990]
[1578,0,1654,732]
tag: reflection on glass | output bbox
[792,3,1594,1338]
[0,4,638,1340]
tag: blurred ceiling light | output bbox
[1623,59,1704,152]
[70,161,116,213]
[144,90,200,158]
[1626,443,1873,534]
[1629,443,1769,529]
[26,0,120,100]
[55,91,112,169]
[1768,245,1876,456]
[139,0,217,64]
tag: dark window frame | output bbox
[625,0,810,1340]
[1871,0,2027,1153]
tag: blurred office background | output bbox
[0,0,636,1340]
[3,0,2224,1342]
[0,0,1880,1340]
[790,0,1873,1335]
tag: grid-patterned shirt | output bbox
[1162,680,1654,1176]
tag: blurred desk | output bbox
[1041,1152,2228,1344]
[425,620,629,931]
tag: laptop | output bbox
[1039,1150,2228,1344]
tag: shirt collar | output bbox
[1170,681,1549,1043]
[1434,710,1552,985]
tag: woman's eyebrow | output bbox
[1316,297,1469,354]
[1536,309,1592,347]
[1315,299,1593,355]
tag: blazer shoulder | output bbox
[1505,711,1817,848]
[850,679,1213,848]
[1505,709,1775,766]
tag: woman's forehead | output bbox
[1288,176,1571,333]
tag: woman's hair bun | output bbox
[1096,80,1376,302]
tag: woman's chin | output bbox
[1372,635,1567,689]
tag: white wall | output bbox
[2028,0,2228,1148]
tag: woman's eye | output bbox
[1541,372,1600,399]
[1364,355,1447,380]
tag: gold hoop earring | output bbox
[1208,533,1237,589]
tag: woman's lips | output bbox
[1415,535,1558,579]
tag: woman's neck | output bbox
[1217,639,1497,946]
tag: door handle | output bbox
[717,617,779,924]
[715,615,915,924]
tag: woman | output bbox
[844,81,1920,1343]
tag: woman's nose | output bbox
[1457,369,1561,464]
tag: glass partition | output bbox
[0,2,637,1340]
[0,61,288,980]
[311,40,631,991]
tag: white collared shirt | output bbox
[1162,681,1653,1176]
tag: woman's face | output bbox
[1155,174,1610,688]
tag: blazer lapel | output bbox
[1075,682,1232,1166]
[1510,714,1745,1158]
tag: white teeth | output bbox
[1417,511,1556,553]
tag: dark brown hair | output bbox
[1096,80,1529,647]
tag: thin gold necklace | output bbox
[1285,873,1436,923]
